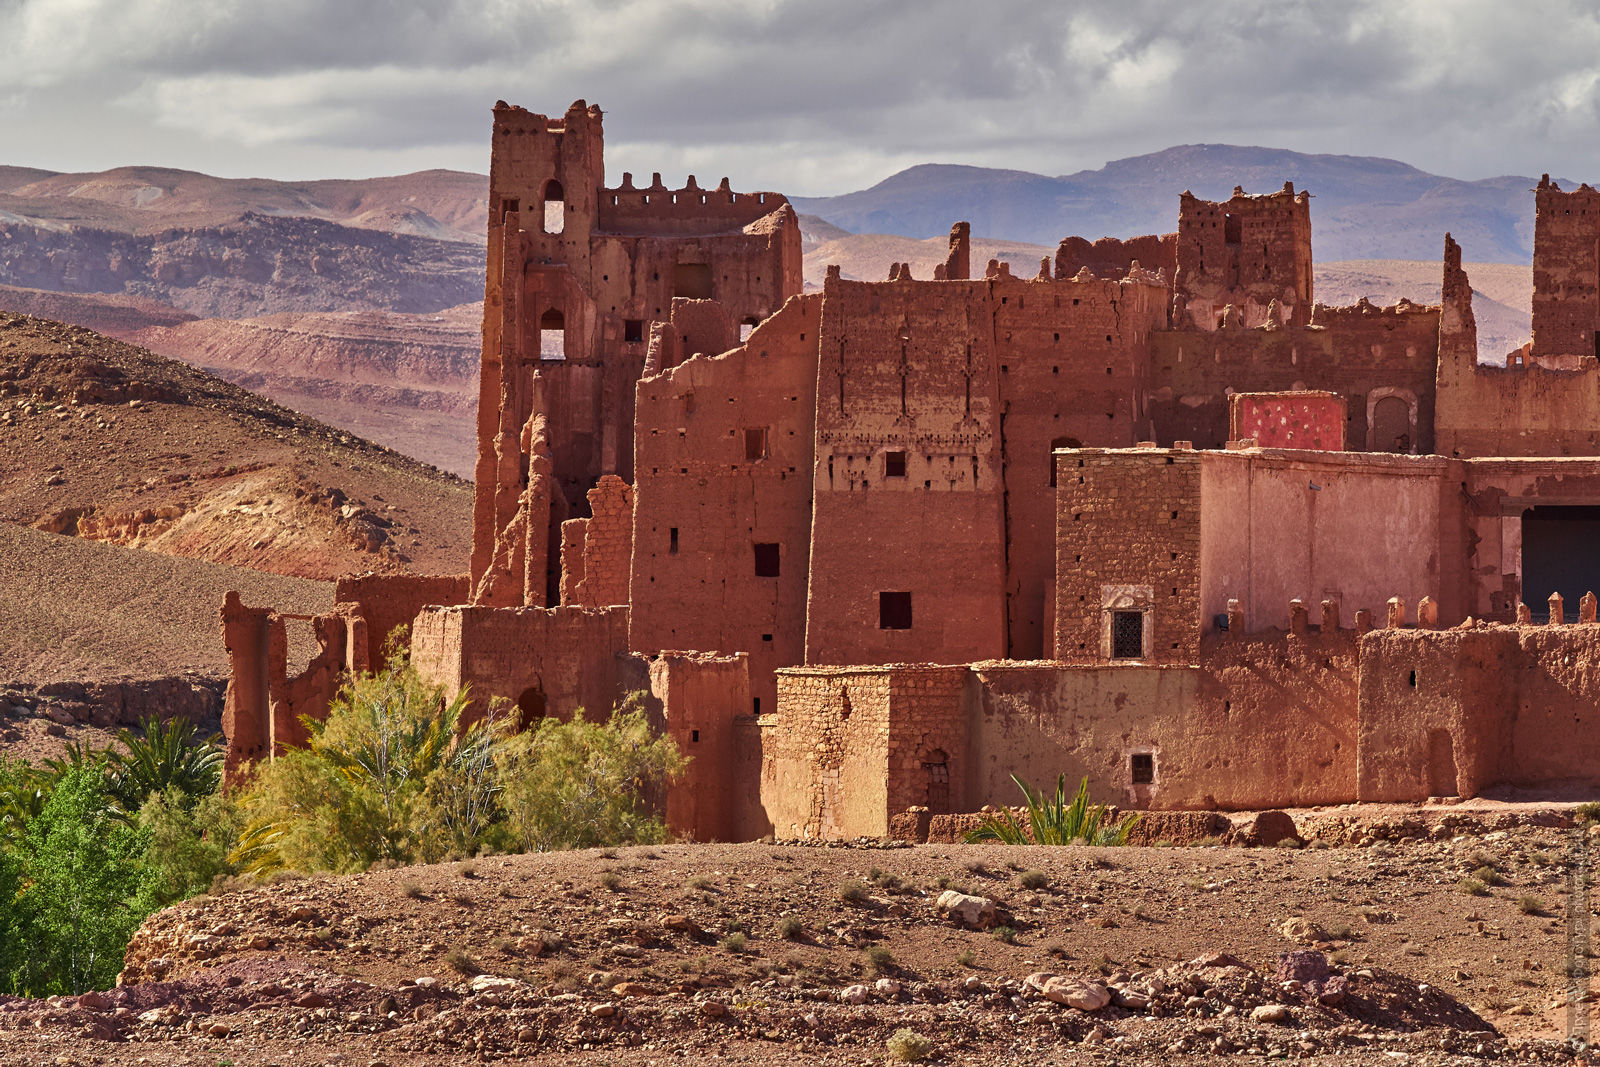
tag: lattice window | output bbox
[1111,610,1144,659]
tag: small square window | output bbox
[691,729,700,743]
[624,319,644,343]
[1111,610,1144,659]
[1131,752,1155,784]
[879,591,913,630]
[885,451,907,478]
[754,542,781,578]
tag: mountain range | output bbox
[793,145,1561,264]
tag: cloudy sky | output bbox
[3,0,1599,195]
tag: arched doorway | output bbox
[1370,394,1413,453]
[539,308,565,361]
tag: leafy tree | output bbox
[964,773,1140,846]
[496,694,687,852]
[107,715,224,815]
[15,763,156,995]
[136,787,240,906]
[0,846,23,994]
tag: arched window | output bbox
[539,308,565,360]
[541,179,565,235]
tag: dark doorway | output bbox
[879,591,913,630]
[1521,505,1600,620]
[673,263,713,299]
[515,686,547,731]
[1372,395,1412,453]
[922,749,950,813]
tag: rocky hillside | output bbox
[0,212,482,319]
[0,815,1584,1064]
[0,312,472,581]
[130,303,480,477]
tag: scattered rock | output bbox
[839,984,870,1004]
[936,890,997,929]
[1251,1004,1292,1024]
[1042,977,1110,1011]
[469,974,522,994]
[294,992,329,1008]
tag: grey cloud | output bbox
[3,0,1600,193]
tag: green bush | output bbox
[107,716,224,815]
[887,1028,933,1062]
[495,694,686,853]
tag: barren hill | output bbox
[3,821,1585,1063]
[0,166,486,243]
[0,312,472,581]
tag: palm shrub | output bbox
[106,715,224,815]
[0,757,46,851]
[964,773,1140,846]
[231,652,489,875]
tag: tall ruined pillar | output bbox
[944,222,971,281]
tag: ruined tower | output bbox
[1174,183,1313,330]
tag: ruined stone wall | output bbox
[1228,391,1346,450]
[1054,233,1176,288]
[410,603,635,727]
[1438,233,1600,458]
[559,475,632,608]
[629,294,821,719]
[993,272,1169,658]
[647,651,751,842]
[1053,448,1203,664]
[805,274,1008,666]
[1175,185,1313,330]
[334,572,469,666]
[1531,177,1600,361]
[1147,305,1440,453]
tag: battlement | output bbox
[1309,296,1437,324]
[1179,182,1312,215]
[598,171,792,235]
[492,98,603,136]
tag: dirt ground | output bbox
[5,809,1600,1065]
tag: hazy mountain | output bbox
[792,146,1560,264]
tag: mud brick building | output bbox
[221,102,1600,842]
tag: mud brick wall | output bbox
[1148,307,1439,453]
[629,294,820,720]
[410,603,635,728]
[1175,186,1313,329]
[1357,624,1600,802]
[1055,233,1177,287]
[560,475,632,607]
[1054,448,1202,664]
[334,572,470,666]
[765,667,895,840]
[993,272,1169,658]
[647,651,750,843]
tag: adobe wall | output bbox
[1053,448,1203,664]
[629,294,821,719]
[993,271,1170,658]
[409,603,638,727]
[805,274,1009,666]
[1530,177,1600,361]
[647,651,751,842]
[1355,625,1600,801]
[1175,185,1313,330]
[1458,457,1600,619]
[334,572,470,665]
[1228,390,1346,450]
[1146,304,1440,453]
[1196,448,1462,629]
[970,628,1357,811]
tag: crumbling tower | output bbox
[1174,183,1312,330]
[1530,175,1600,361]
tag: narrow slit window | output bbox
[669,527,679,555]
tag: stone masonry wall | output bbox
[1054,448,1203,664]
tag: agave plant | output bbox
[105,715,225,814]
[964,773,1140,846]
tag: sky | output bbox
[3,0,1600,196]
